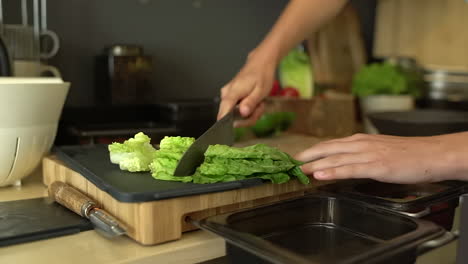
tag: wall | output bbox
[3,0,375,107]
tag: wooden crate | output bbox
[265,93,357,138]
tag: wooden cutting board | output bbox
[42,134,332,245]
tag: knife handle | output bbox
[48,181,96,218]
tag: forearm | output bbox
[249,0,347,64]
[437,132,468,182]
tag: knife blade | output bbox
[173,109,235,176]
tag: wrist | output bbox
[434,132,468,182]
[451,145,468,182]
[247,45,281,67]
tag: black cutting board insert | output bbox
[54,145,264,203]
[0,198,92,247]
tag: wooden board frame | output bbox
[43,156,330,245]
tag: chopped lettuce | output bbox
[204,144,291,161]
[198,157,295,176]
[108,132,156,172]
[192,144,309,184]
[148,136,194,183]
[109,134,310,185]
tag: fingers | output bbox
[294,140,368,163]
[318,133,372,144]
[218,77,268,122]
[217,75,257,120]
[218,97,237,120]
[218,84,234,120]
[312,163,375,181]
[238,81,270,117]
[217,81,248,120]
[300,153,373,175]
[234,102,265,127]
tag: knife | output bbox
[48,181,127,238]
[173,109,237,176]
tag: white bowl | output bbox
[0,77,70,187]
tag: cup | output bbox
[13,60,61,77]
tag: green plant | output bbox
[352,62,421,97]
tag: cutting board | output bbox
[42,134,331,245]
[53,145,265,202]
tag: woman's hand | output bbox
[216,0,347,126]
[294,133,468,184]
[217,51,276,127]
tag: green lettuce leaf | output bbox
[149,136,195,182]
[194,144,309,185]
[199,158,295,176]
[289,166,310,184]
[257,172,291,184]
[108,132,156,172]
[159,136,195,151]
[204,144,291,161]
[110,134,310,186]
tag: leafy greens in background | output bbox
[279,46,314,99]
[352,62,421,97]
[109,134,309,185]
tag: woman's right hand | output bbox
[217,51,277,127]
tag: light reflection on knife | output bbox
[173,109,236,177]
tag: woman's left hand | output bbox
[294,133,468,184]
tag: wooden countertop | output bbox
[0,169,226,264]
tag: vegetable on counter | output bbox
[270,80,282,96]
[278,46,314,99]
[108,133,309,185]
[250,111,297,138]
[279,87,300,97]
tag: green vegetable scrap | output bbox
[108,132,156,172]
[109,134,310,185]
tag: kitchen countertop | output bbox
[0,133,327,264]
[0,168,226,264]
[0,132,460,264]
[1,169,460,264]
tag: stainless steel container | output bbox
[420,69,468,110]
[424,70,468,102]
[195,194,454,264]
